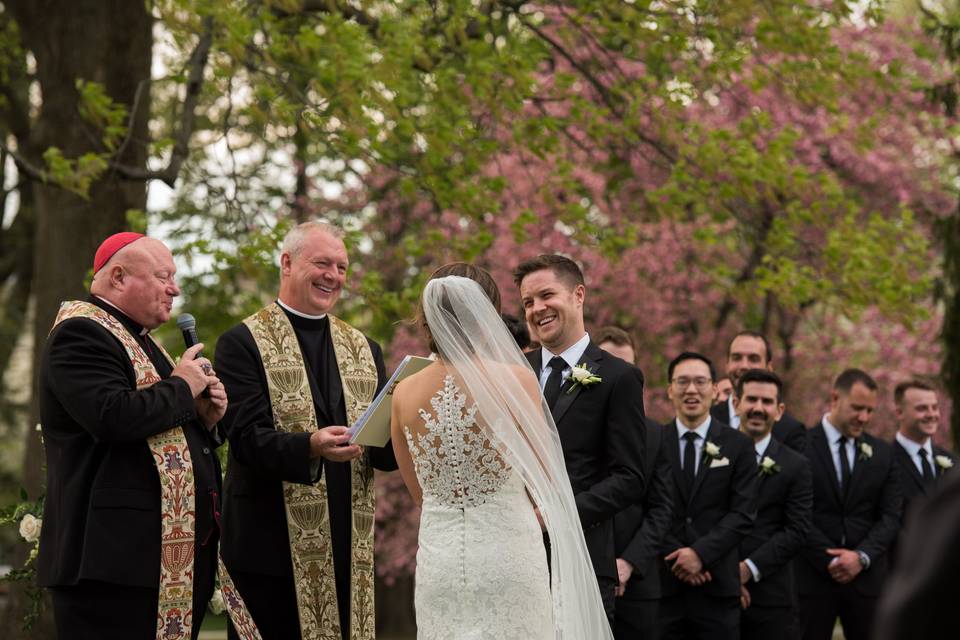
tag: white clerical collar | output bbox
[822,414,848,445]
[755,433,773,459]
[677,415,712,439]
[277,299,327,320]
[896,431,931,459]
[540,332,590,374]
[94,295,150,336]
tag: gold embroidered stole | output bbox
[52,301,261,640]
[244,304,378,640]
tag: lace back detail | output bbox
[404,375,511,508]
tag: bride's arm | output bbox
[390,380,423,506]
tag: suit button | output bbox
[202,447,211,455]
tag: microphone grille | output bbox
[176,313,196,330]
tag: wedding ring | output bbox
[202,363,213,375]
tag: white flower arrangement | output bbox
[567,363,601,393]
[209,589,226,615]
[858,441,873,461]
[936,455,954,470]
[704,441,721,459]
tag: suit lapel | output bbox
[689,422,722,502]
[665,421,690,504]
[811,424,843,504]
[550,342,603,426]
[894,441,926,496]
[758,437,780,488]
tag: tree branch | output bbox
[109,16,214,187]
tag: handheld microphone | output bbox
[176,313,210,397]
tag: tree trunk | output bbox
[3,1,153,636]
[942,209,960,446]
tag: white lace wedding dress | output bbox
[404,374,553,639]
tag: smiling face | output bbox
[668,358,716,427]
[897,387,940,444]
[829,382,877,439]
[278,229,348,315]
[519,268,586,353]
[726,335,770,385]
[733,380,784,442]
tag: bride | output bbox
[390,262,613,639]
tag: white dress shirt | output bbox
[538,332,591,390]
[675,415,712,476]
[726,395,741,429]
[895,431,934,477]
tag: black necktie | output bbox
[544,356,566,409]
[838,437,852,492]
[919,448,936,485]
[683,431,698,493]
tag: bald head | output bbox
[91,237,180,329]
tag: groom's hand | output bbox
[310,426,363,462]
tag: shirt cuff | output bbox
[745,558,761,582]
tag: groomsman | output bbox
[613,416,676,640]
[596,325,637,364]
[658,352,757,640]
[711,331,806,452]
[734,369,812,640]
[515,255,646,618]
[891,379,955,521]
[797,369,902,640]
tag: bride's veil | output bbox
[422,275,614,639]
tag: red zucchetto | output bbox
[93,232,145,274]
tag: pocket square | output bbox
[710,457,730,468]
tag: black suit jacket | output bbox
[526,342,646,580]
[37,297,223,593]
[660,419,758,599]
[892,440,955,522]
[739,437,812,607]
[797,423,902,597]
[614,418,676,600]
[215,310,397,578]
[711,401,807,453]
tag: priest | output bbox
[37,233,230,639]
[216,221,397,640]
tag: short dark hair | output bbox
[501,313,530,350]
[667,351,716,382]
[415,262,501,354]
[735,368,783,402]
[894,379,937,406]
[595,326,635,350]
[512,254,585,289]
[728,330,773,364]
[833,368,878,393]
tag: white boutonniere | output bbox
[858,441,873,461]
[936,455,954,470]
[567,363,601,393]
[18,513,42,544]
[703,440,729,467]
[759,456,781,476]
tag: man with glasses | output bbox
[658,352,758,640]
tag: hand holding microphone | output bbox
[173,314,215,398]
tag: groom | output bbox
[514,254,647,618]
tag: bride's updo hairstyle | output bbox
[416,262,502,356]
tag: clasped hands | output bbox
[171,343,226,428]
[665,547,711,586]
[826,548,863,584]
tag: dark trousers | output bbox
[227,571,303,640]
[51,579,205,640]
[599,574,618,624]
[742,604,796,640]
[799,587,876,640]
[659,591,739,640]
[614,596,660,640]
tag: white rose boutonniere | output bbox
[704,441,721,459]
[19,513,42,544]
[936,455,954,471]
[858,441,873,462]
[567,363,601,393]
[759,456,781,476]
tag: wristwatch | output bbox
[856,550,870,570]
